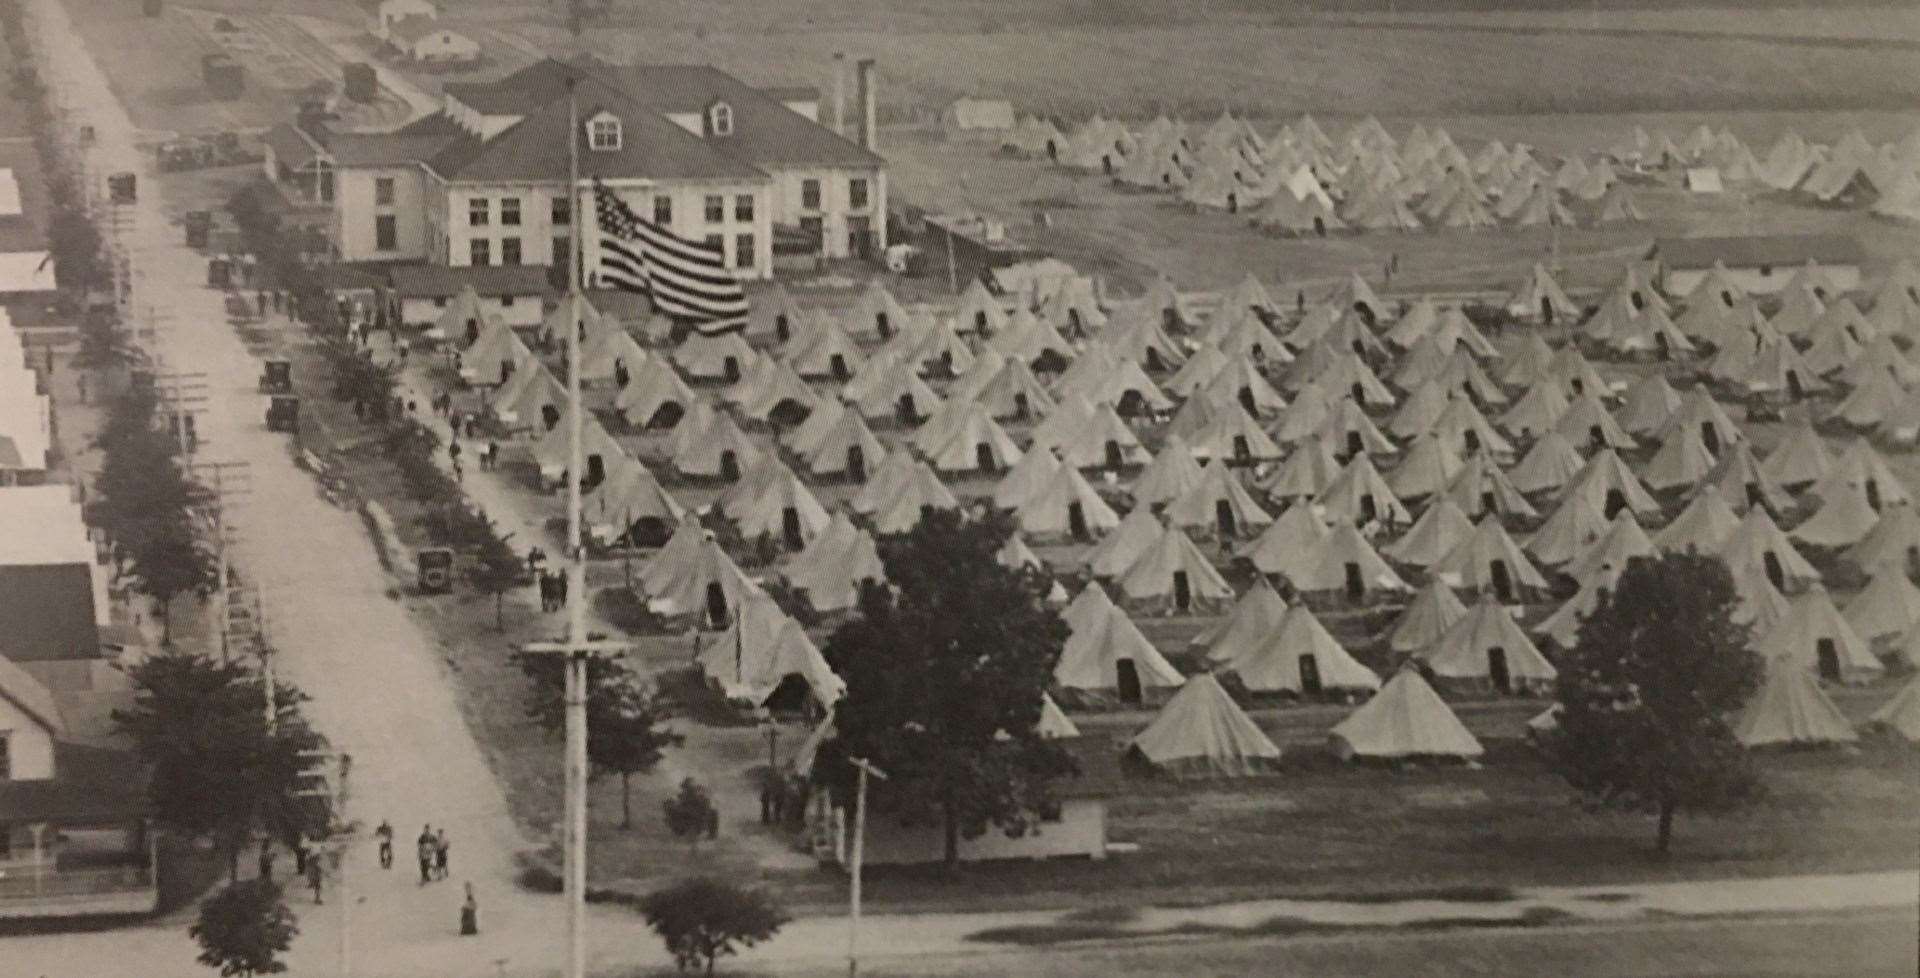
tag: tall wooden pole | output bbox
[563,77,589,978]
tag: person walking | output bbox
[257,838,275,883]
[460,883,479,936]
[306,851,324,905]
[434,828,450,881]
[375,820,394,870]
[417,826,436,885]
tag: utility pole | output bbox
[189,459,249,659]
[296,750,355,978]
[845,756,887,978]
[512,78,630,978]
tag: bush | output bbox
[663,778,717,851]
[639,877,788,975]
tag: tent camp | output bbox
[1127,673,1281,778]
[1329,669,1484,761]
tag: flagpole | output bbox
[563,76,590,978]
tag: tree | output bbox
[469,528,527,631]
[639,878,787,976]
[125,511,216,644]
[662,778,716,852]
[818,508,1075,868]
[191,878,298,977]
[1544,552,1765,855]
[514,651,681,827]
[47,199,102,293]
[115,653,329,881]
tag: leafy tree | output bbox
[191,878,298,977]
[1544,552,1765,855]
[818,508,1075,867]
[514,650,682,826]
[469,528,527,630]
[115,653,329,881]
[662,778,716,852]
[73,306,143,375]
[639,877,787,976]
[47,199,101,292]
[125,510,216,644]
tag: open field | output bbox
[1313,6,1920,44]
[885,124,1920,296]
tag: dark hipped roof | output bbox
[1650,234,1866,271]
[0,564,101,662]
[442,59,880,175]
[431,85,767,184]
[389,263,551,299]
[328,131,460,167]
[263,122,327,169]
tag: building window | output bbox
[374,177,395,207]
[469,238,490,266]
[552,196,571,226]
[653,195,672,226]
[0,823,10,859]
[799,216,823,249]
[800,178,821,210]
[708,101,733,137]
[589,116,622,151]
[553,236,570,274]
[434,297,448,309]
[468,197,489,227]
[704,195,724,224]
[501,295,516,307]
[849,177,870,210]
[0,731,9,780]
[501,237,522,265]
[735,233,754,269]
[735,194,753,222]
[500,197,521,227]
[374,214,397,252]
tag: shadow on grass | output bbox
[967,905,1578,946]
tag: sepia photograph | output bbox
[0,0,1916,975]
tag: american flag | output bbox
[593,183,750,334]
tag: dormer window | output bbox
[707,102,733,137]
[588,113,622,151]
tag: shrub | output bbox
[638,877,788,975]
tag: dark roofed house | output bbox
[1649,234,1865,297]
[261,121,332,205]
[0,651,155,920]
[327,56,887,278]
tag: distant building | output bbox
[385,17,480,65]
[0,485,151,921]
[1649,234,1865,296]
[941,97,1015,133]
[325,58,886,279]
[807,737,1120,867]
[365,0,438,45]
[260,121,332,205]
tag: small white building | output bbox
[808,736,1118,867]
[366,0,437,44]
[942,97,1015,134]
[389,265,548,328]
[388,17,480,65]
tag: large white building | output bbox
[327,59,887,281]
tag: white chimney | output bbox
[831,53,846,139]
[857,58,877,151]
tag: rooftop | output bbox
[389,263,551,299]
[1650,234,1867,271]
[0,741,147,823]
